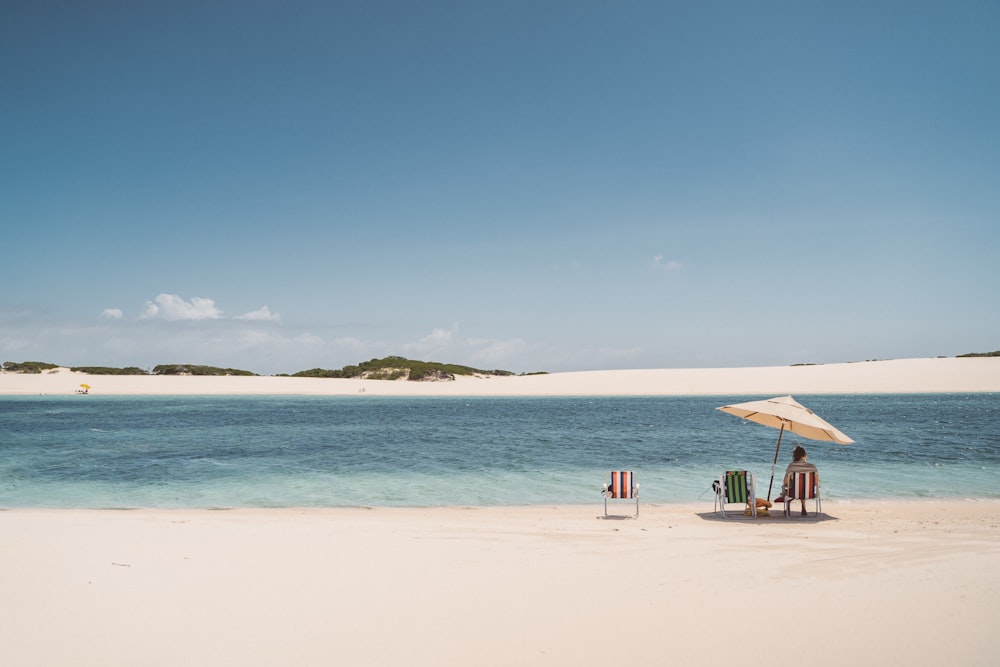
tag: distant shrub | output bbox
[2,361,60,373]
[291,368,345,378]
[290,356,520,381]
[957,351,1000,358]
[152,364,257,376]
[71,366,148,375]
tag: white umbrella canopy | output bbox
[716,395,854,500]
[716,395,854,445]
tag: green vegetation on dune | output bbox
[2,357,540,379]
[70,366,148,375]
[1,361,257,376]
[152,365,257,376]
[1,361,60,373]
[4,351,994,380]
[291,356,519,381]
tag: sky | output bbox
[2,1,998,376]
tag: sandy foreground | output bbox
[1,357,999,396]
[1,501,998,666]
[3,359,998,665]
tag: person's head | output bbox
[792,446,807,461]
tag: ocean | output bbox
[1,393,997,508]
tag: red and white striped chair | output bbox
[782,471,821,517]
[602,471,639,518]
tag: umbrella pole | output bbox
[767,422,787,501]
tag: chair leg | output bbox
[784,497,821,517]
[602,494,639,519]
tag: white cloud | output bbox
[465,337,528,367]
[402,326,456,357]
[100,308,123,320]
[137,295,279,323]
[331,336,368,350]
[420,327,454,346]
[399,326,530,369]
[139,294,223,321]
[235,305,281,322]
[652,255,683,271]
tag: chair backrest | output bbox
[786,471,818,499]
[609,471,636,499]
[723,470,751,503]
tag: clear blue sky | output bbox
[2,1,998,375]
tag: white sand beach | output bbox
[1,356,998,396]
[3,358,998,665]
[2,501,998,666]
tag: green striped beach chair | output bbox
[602,471,639,518]
[714,470,756,518]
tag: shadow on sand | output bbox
[695,510,837,523]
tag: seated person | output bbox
[777,445,819,516]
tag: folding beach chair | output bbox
[782,471,821,517]
[713,470,756,518]
[602,471,639,518]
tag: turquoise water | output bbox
[1,394,997,508]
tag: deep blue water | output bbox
[1,394,997,507]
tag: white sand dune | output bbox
[1,502,998,666]
[2,356,998,396]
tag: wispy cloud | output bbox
[401,326,457,357]
[402,325,529,368]
[134,294,280,323]
[465,337,528,368]
[235,305,281,322]
[139,294,222,321]
[651,255,683,271]
[100,308,123,320]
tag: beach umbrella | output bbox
[716,395,853,500]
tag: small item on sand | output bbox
[744,505,770,517]
[745,498,773,517]
[745,498,771,517]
